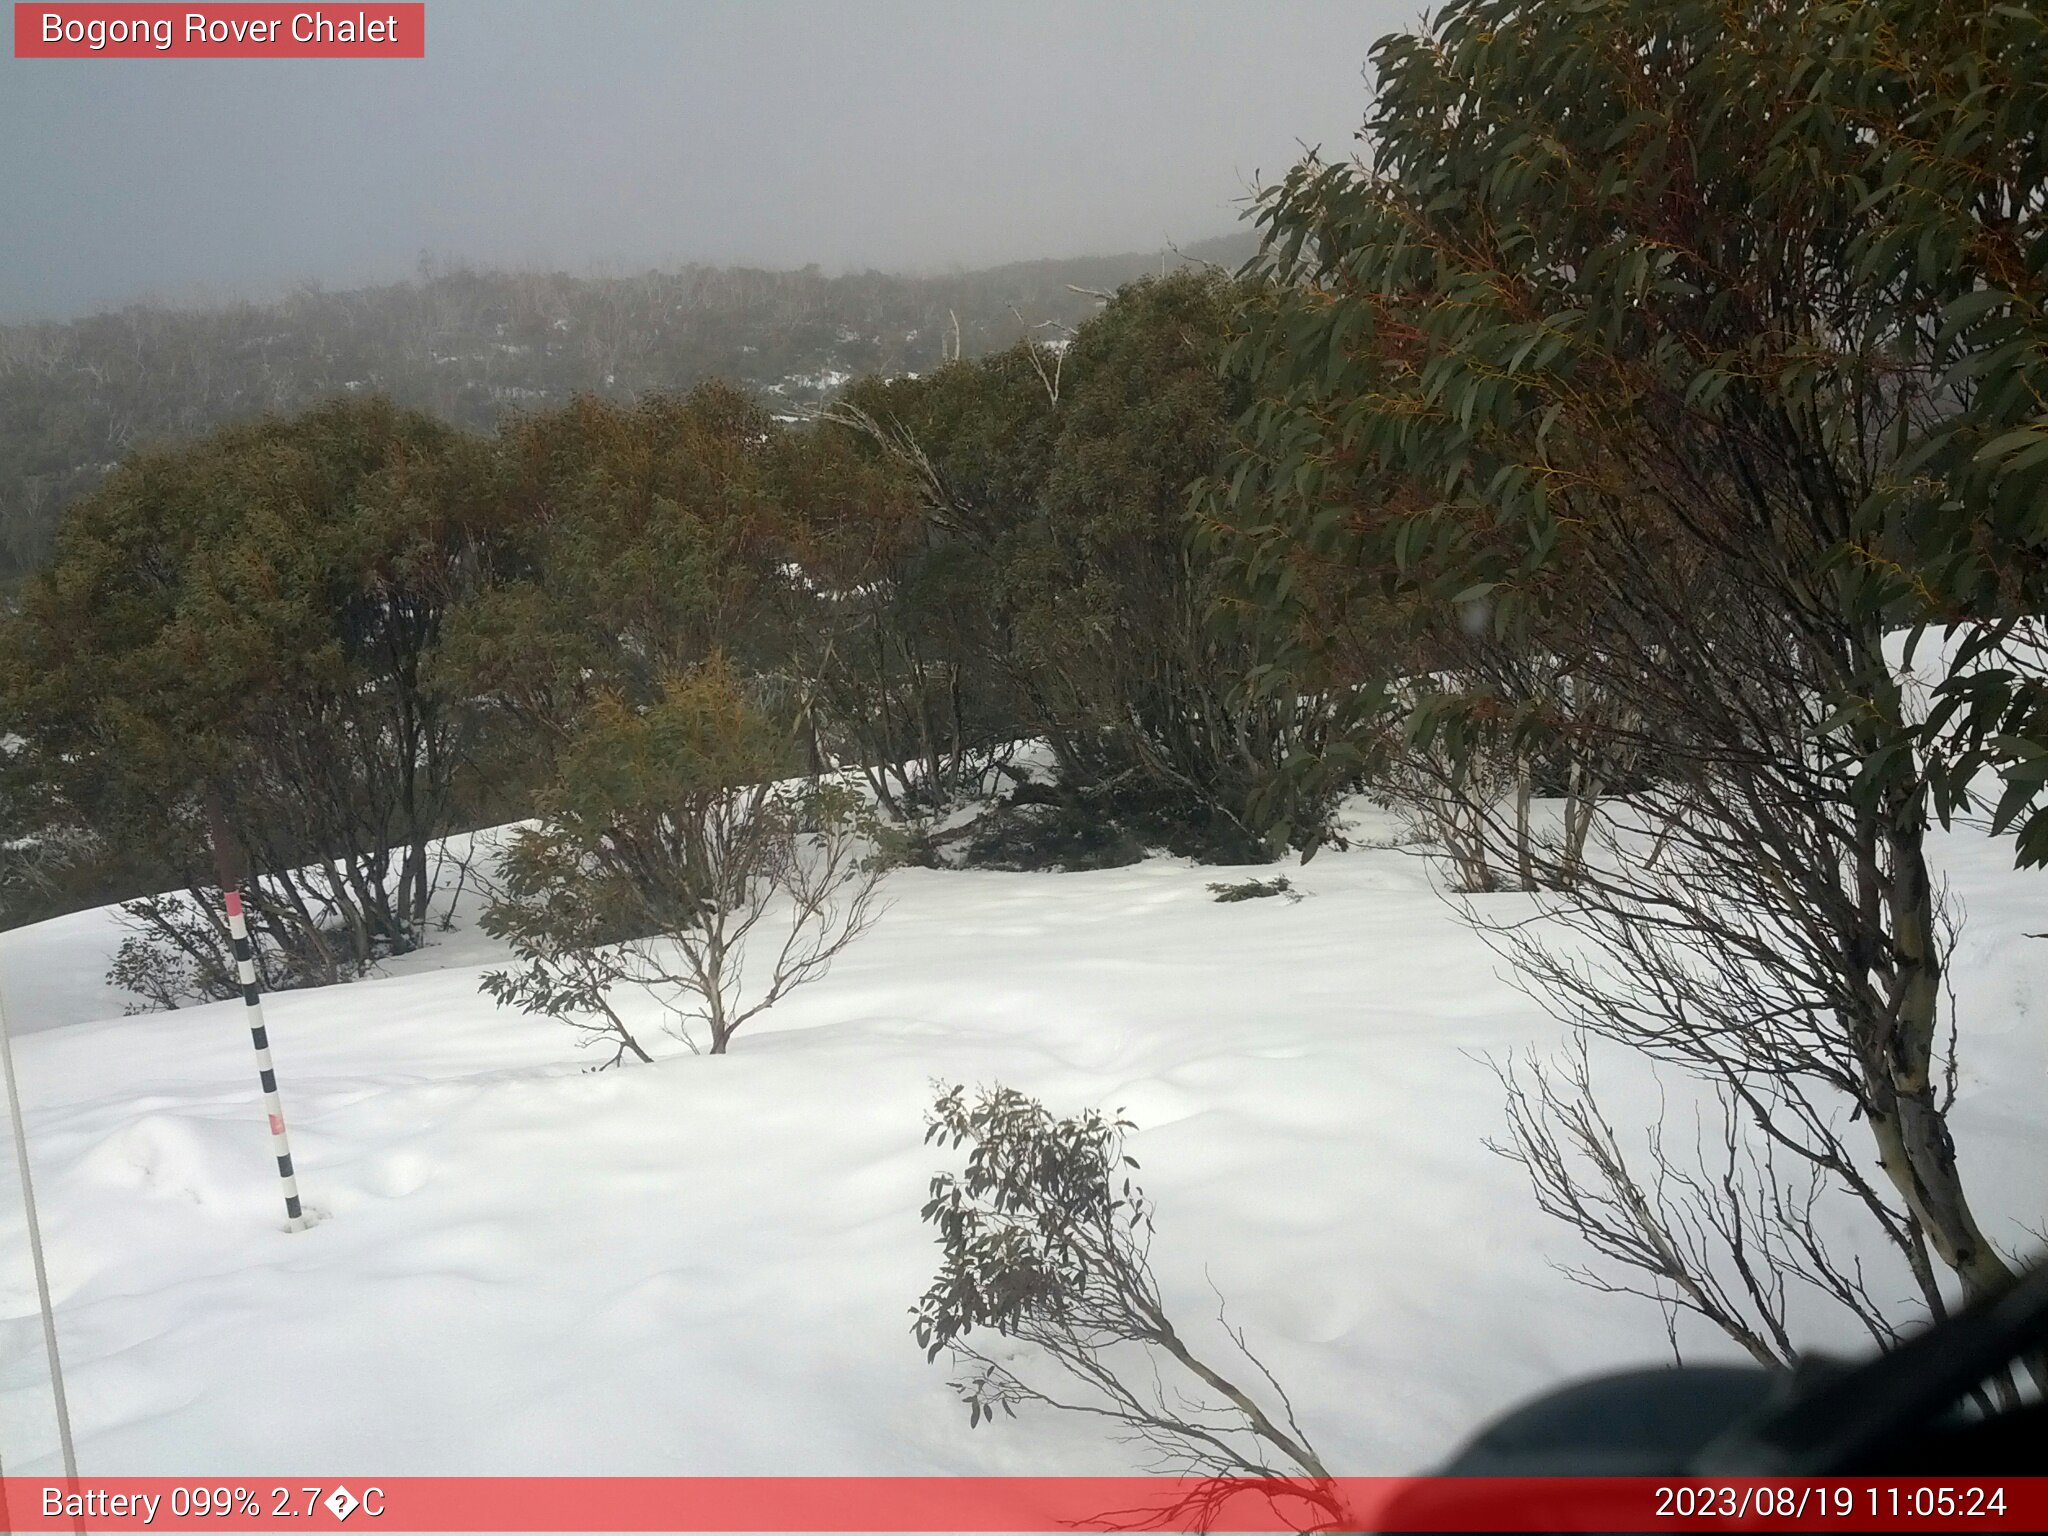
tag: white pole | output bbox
[0,978,81,1482]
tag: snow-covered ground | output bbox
[0,803,2041,1477]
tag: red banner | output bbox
[13,4,424,58]
[0,1476,2042,1532]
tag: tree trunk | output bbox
[1514,756,1536,891]
[1871,793,2016,1306]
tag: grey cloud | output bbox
[0,0,1412,320]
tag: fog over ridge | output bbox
[0,0,1403,322]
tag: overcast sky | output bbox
[0,1,1414,321]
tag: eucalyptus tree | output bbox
[1214,0,2046,1363]
[2,397,506,997]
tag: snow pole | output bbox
[223,887,308,1230]
[208,797,308,1232]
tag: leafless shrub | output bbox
[1491,1037,1908,1370]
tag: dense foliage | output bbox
[822,272,1342,860]
[0,270,1320,1008]
[1,398,512,993]
[1213,0,2047,1365]
[0,237,1254,586]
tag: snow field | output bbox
[0,803,2041,1479]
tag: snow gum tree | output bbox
[1215,0,2046,1367]
[1023,273,1340,859]
[825,275,1345,859]
[0,397,507,997]
[773,396,1024,817]
[439,383,790,742]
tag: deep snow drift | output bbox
[0,804,2042,1477]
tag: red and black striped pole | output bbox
[208,796,308,1232]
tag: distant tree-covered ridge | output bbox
[0,234,1255,584]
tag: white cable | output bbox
[0,979,80,1483]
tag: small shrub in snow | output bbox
[108,927,215,1013]
[915,1083,1341,1526]
[481,658,890,1059]
[871,819,959,871]
[108,891,366,1010]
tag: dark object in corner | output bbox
[1379,1260,2047,1530]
